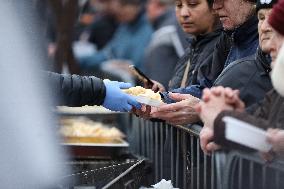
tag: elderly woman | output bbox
[197,0,284,158]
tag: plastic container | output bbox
[223,116,272,152]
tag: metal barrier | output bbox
[127,115,284,189]
[127,116,218,189]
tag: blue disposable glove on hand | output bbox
[102,80,142,112]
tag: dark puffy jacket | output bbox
[168,28,222,90]
[213,48,273,106]
[46,71,106,106]
[171,15,259,99]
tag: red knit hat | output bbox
[269,0,284,36]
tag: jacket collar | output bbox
[227,15,259,45]
[190,25,223,48]
[256,47,272,73]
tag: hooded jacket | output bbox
[213,48,273,106]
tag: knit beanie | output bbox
[256,0,278,12]
[269,0,284,35]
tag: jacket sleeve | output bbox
[46,71,106,107]
[213,111,268,152]
[212,90,277,152]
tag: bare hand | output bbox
[131,105,152,119]
[199,126,221,155]
[144,80,166,92]
[196,89,234,129]
[150,93,200,125]
[265,128,284,158]
[203,87,245,112]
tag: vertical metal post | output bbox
[249,161,254,189]
[175,129,180,187]
[275,171,280,189]
[262,166,267,189]
[204,154,207,189]
[197,138,200,189]
[149,121,154,161]
[160,122,164,180]
[238,158,243,189]
[140,119,145,156]
[211,154,215,189]
[155,122,159,183]
[182,132,188,189]
[145,120,150,158]
[170,126,174,182]
[190,135,194,189]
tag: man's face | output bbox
[268,30,284,68]
[213,0,254,30]
[175,0,218,36]
[258,9,273,53]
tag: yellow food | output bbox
[59,117,124,143]
[123,86,162,101]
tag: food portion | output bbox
[123,86,162,102]
[59,117,124,143]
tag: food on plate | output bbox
[123,86,162,102]
[59,117,124,143]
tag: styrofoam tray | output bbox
[132,95,164,107]
[223,116,272,152]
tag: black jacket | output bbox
[46,72,106,106]
[168,27,222,90]
[197,15,259,90]
[214,48,273,106]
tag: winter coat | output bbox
[213,89,284,151]
[46,71,106,106]
[171,15,259,99]
[168,27,222,90]
[213,48,273,106]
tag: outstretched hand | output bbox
[151,93,200,125]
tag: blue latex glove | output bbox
[102,80,142,112]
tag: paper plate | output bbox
[223,116,272,152]
[132,96,164,107]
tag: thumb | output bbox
[127,95,142,109]
[118,82,133,89]
[169,92,192,102]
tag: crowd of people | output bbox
[43,0,284,161]
[4,0,284,187]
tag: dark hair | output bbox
[118,0,144,5]
[206,0,214,7]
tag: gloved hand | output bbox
[102,80,142,112]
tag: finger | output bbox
[224,87,235,98]
[122,104,132,112]
[127,96,142,109]
[168,93,192,102]
[211,86,223,96]
[206,142,221,152]
[118,82,133,89]
[151,84,159,92]
[195,103,202,113]
[260,152,274,162]
[156,103,179,112]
